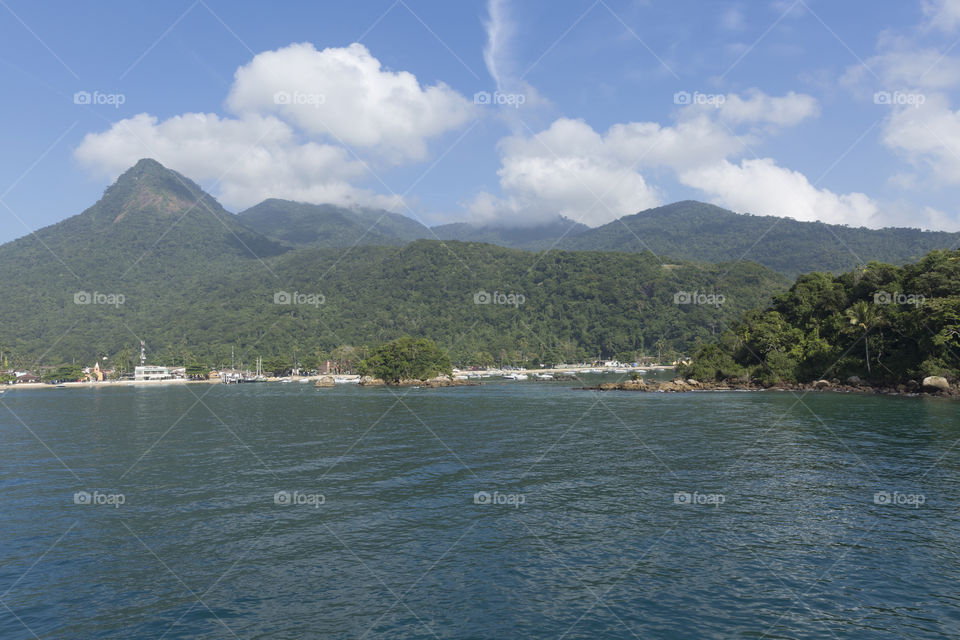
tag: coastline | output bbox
[580,378,959,399]
[0,366,671,393]
[3,378,219,392]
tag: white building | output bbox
[134,366,171,381]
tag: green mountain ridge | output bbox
[238,198,432,248]
[235,194,960,279]
[0,159,787,368]
[557,201,960,278]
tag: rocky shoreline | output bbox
[581,375,959,398]
[315,375,479,388]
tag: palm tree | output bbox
[845,301,881,374]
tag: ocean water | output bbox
[1,380,959,638]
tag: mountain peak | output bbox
[97,158,220,223]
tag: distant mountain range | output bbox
[235,190,960,279]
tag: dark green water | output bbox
[1,380,959,638]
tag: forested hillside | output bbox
[680,250,960,384]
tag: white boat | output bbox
[534,373,553,380]
[334,376,360,384]
[614,369,628,373]
[502,373,529,381]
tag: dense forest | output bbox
[240,197,960,278]
[4,158,956,377]
[679,250,960,385]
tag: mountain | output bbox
[238,199,432,248]
[0,160,790,368]
[431,217,589,248]
[558,201,960,278]
[239,198,960,279]
[6,158,286,282]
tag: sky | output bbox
[2,0,960,244]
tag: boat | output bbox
[534,373,553,380]
[502,373,529,380]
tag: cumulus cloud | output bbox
[472,90,848,227]
[678,158,879,227]
[75,42,474,211]
[74,112,400,211]
[226,42,474,163]
[467,118,662,227]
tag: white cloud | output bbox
[472,90,830,227]
[678,158,879,227]
[715,89,820,127]
[225,42,474,163]
[842,40,960,91]
[75,42,477,211]
[882,93,960,183]
[74,112,399,211]
[923,0,960,31]
[469,118,662,226]
[479,0,546,116]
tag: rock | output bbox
[314,375,335,388]
[922,376,950,393]
[813,379,831,389]
[686,379,701,387]
[357,376,384,386]
[846,376,862,385]
[906,380,919,391]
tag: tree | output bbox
[185,362,209,379]
[262,356,291,376]
[845,301,881,374]
[357,337,452,383]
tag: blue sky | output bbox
[1,0,959,244]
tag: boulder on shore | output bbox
[922,376,950,393]
[314,375,335,388]
[813,379,831,389]
[846,376,862,385]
